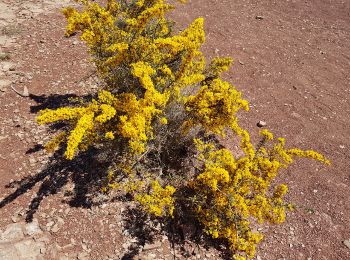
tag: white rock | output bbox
[22,86,29,97]
[14,239,45,259]
[257,120,267,127]
[51,224,60,233]
[1,223,24,241]
[25,219,42,236]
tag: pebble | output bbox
[24,219,42,236]
[22,86,29,97]
[143,242,162,251]
[122,242,130,249]
[291,112,301,118]
[0,52,10,60]
[51,224,60,233]
[257,120,267,127]
[343,239,350,249]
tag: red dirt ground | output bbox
[0,0,349,259]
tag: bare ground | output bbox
[0,0,349,259]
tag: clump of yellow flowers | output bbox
[36,1,330,259]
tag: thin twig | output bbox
[10,85,29,98]
[73,70,97,84]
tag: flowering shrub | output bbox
[36,0,330,259]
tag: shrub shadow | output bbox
[29,93,93,113]
[0,147,111,222]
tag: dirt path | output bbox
[0,0,349,259]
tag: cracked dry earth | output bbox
[0,0,349,260]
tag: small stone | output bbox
[122,242,129,249]
[25,219,42,236]
[56,217,65,225]
[291,112,301,118]
[143,242,162,251]
[238,60,244,65]
[11,216,19,223]
[339,145,345,149]
[51,224,60,233]
[0,52,10,60]
[22,86,29,97]
[29,158,37,165]
[77,252,89,260]
[257,121,267,127]
[73,41,79,45]
[0,79,11,91]
[343,239,350,249]
[82,243,88,251]
[256,15,264,20]
[46,220,54,227]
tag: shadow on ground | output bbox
[0,93,232,259]
[0,147,110,222]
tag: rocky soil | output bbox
[0,0,349,259]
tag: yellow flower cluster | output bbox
[191,130,330,259]
[184,78,249,135]
[135,180,176,217]
[65,112,95,159]
[44,131,66,153]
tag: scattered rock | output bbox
[291,112,301,118]
[0,52,10,60]
[11,216,19,223]
[77,252,90,260]
[10,85,30,97]
[0,79,11,91]
[257,120,267,127]
[1,223,24,241]
[143,241,162,251]
[255,15,264,20]
[22,86,29,97]
[122,242,130,249]
[343,239,350,250]
[51,224,60,233]
[1,62,16,71]
[24,219,42,236]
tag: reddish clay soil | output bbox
[0,0,349,259]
